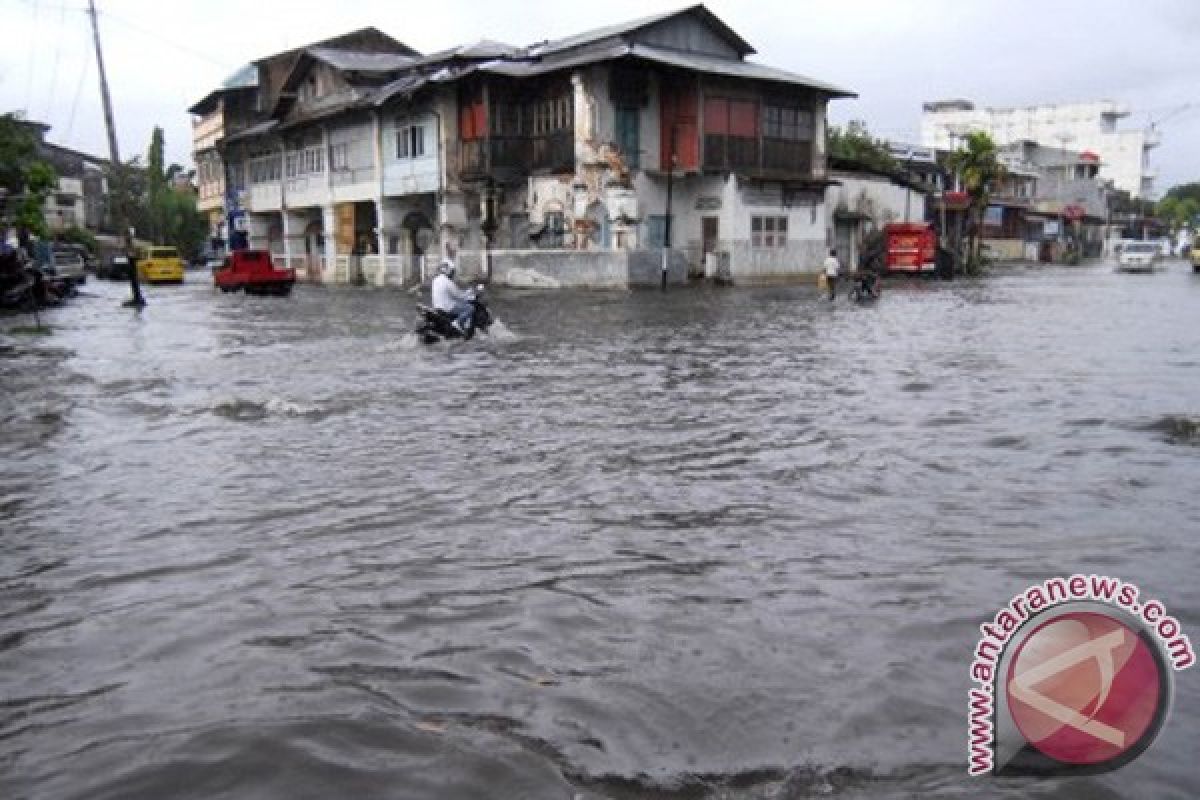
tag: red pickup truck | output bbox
[214,250,295,296]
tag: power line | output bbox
[64,37,91,143]
[24,0,38,114]
[44,0,69,124]
[98,8,241,71]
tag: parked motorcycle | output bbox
[415,286,493,344]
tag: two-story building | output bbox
[196,6,856,287]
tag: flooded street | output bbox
[3,262,1199,799]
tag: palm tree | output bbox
[947,131,1005,274]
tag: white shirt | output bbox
[431,273,467,312]
[823,256,840,277]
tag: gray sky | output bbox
[2,0,1196,195]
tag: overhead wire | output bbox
[64,26,92,143]
[24,0,38,114]
[44,0,69,125]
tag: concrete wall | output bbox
[382,110,440,195]
[484,248,688,289]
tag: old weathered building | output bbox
[191,6,856,286]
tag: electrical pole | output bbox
[661,124,677,291]
[87,0,144,308]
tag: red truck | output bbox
[213,250,295,296]
[884,222,937,274]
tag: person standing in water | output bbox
[823,248,840,301]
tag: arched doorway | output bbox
[586,201,610,249]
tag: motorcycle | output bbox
[415,285,493,344]
[848,271,882,303]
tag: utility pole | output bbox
[87,0,144,308]
[661,124,677,291]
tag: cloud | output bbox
[0,0,1194,192]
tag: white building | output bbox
[919,99,1160,199]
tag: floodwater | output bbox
[2,261,1199,800]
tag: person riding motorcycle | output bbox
[431,259,474,334]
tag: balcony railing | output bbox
[460,132,574,178]
[703,135,813,177]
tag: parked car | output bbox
[96,253,133,280]
[137,246,185,284]
[49,244,87,286]
[1190,242,1200,273]
[214,249,295,296]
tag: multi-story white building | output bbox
[920,99,1160,198]
[193,6,857,287]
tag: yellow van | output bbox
[1191,241,1200,273]
[137,246,185,284]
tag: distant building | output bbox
[919,99,1159,199]
[7,117,111,233]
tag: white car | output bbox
[1117,242,1158,273]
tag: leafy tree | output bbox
[826,120,897,173]
[1162,182,1200,206]
[59,225,98,254]
[1157,194,1199,230]
[946,131,1005,274]
[129,128,206,255]
[0,112,58,239]
[15,161,58,238]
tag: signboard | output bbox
[887,143,937,164]
[695,196,721,211]
[1044,220,1061,237]
[942,191,971,211]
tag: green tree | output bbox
[826,120,897,173]
[946,131,1005,274]
[0,112,58,239]
[126,128,206,255]
[1162,182,1200,206]
[1157,194,1199,230]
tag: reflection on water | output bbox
[2,262,1199,799]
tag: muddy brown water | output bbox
[2,261,1199,799]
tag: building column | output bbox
[322,205,337,283]
[247,213,271,251]
[282,210,307,275]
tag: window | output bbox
[396,125,425,159]
[751,216,787,248]
[330,143,348,171]
[764,105,814,141]
[615,108,640,168]
[542,211,565,248]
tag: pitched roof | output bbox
[306,47,416,73]
[527,4,755,58]
[476,41,855,97]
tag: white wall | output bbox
[382,110,441,196]
[921,101,1155,197]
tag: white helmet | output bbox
[438,259,456,277]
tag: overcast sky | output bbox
[1,0,1196,195]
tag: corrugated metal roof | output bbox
[221,119,279,144]
[308,47,415,73]
[475,41,854,97]
[222,63,259,90]
[628,43,855,97]
[368,73,433,106]
[527,4,754,58]
[478,42,631,77]
[412,39,520,67]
